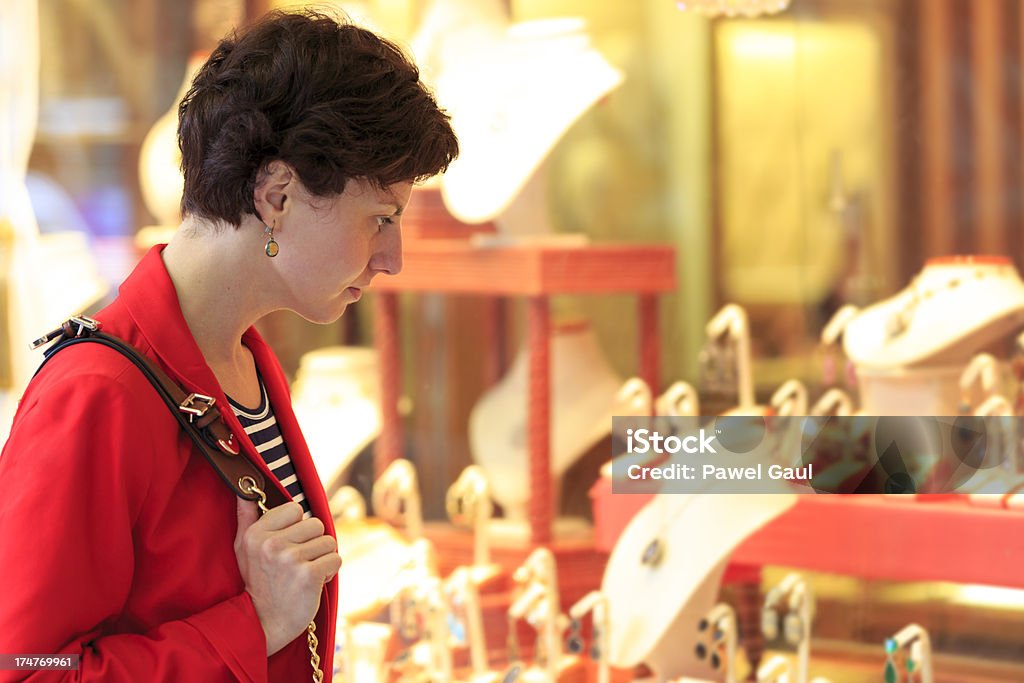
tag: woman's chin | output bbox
[295,300,349,325]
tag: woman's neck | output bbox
[161,216,272,368]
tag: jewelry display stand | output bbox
[844,256,1024,415]
[504,549,583,683]
[601,490,796,680]
[761,574,814,683]
[336,619,395,683]
[445,566,498,682]
[446,466,503,588]
[655,381,700,419]
[884,624,934,683]
[292,346,381,492]
[963,394,1019,496]
[756,656,792,683]
[333,523,409,621]
[677,602,738,683]
[809,388,853,417]
[565,591,610,683]
[703,304,755,412]
[819,305,859,391]
[372,458,423,540]
[410,0,623,227]
[958,352,1002,412]
[330,487,411,622]
[470,320,646,525]
[389,541,454,682]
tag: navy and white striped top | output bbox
[228,377,313,519]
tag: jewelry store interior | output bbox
[4,0,1024,681]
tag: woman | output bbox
[0,9,458,682]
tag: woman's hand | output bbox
[234,498,341,655]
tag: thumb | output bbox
[236,496,260,539]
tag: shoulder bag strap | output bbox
[31,316,288,509]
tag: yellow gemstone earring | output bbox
[264,221,279,257]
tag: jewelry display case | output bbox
[18,1,1024,681]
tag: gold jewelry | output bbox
[264,221,279,258]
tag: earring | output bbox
[590,624,602,661]
[264,221,279,257]
[565,618,583,655]
[695,617,721,670]
[883,638,898,683]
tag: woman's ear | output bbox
[253,160,295,224]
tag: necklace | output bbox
[886,266,996,340]
[640,494,700,568]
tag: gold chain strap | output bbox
[240,477,324,683]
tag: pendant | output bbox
[641,538,664,567]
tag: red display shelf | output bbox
[373,239,676,295]
[731,494,1024,588]
[372,239,677,545]
[591,480,1024,588]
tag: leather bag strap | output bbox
[32,317,288,509]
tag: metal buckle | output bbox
[30,316,102,350]
[178,393,216,420]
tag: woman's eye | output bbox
[376,216,395,231]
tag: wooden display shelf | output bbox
[372,239,677,545]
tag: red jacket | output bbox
[0,246,338,682]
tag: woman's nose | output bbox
[371,226,403,276]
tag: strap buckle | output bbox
[30,316,101,350]
[178,393,217,420]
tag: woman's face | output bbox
[276,177,411,323]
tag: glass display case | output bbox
[7,1,1024,681]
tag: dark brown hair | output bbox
[178,9,458,226]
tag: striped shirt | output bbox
[228,376,313,519]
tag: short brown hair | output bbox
[178,9,458,226]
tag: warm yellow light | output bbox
[728,30,796,59]
[675,0,792,18]
[952,584,1024,610]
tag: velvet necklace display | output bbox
[411,0,623,226]
[291,346,381,491]
[469,320,646,525]
[602,489,796,680]
[844,256,1024,415]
